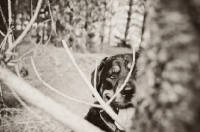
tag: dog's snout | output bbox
[120,85,135,96]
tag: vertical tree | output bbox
[136,0,200,132]
[0,0,9,34]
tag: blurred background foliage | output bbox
[136,0,200,132]
[0,0,145,53]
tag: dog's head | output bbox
[91,53,139,121]
[91,53,139,107]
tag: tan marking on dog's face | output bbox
[112,66,120,73]
[102,89,114,102]
[127,62,132,69]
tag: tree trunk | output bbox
[0,0,8,34]
[136,0,200,132]
[124,0,133,43]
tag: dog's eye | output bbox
[109,75,115,79]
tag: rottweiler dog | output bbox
[85,53,139,132]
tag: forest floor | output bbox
[1,39,132,132]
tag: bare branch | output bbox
[0,4,8,28]
[8,0,15,52]
[7,0,12,26]
[0,65,104,132]
[0,30,6,37]
[62,40,125,129]
[47,0,57,35]
[30,57,101,108]
[6,0,43,54]
[0,32,9,50]
[32,19,51,32]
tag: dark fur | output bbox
[85,53,139,132]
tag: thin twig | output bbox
[18,47,37,60]
[7,0,12,26]
[6,0,43,54]
[0,30,6,37]
[106,48,136,105]
[7,0,13,49]
[47,0,57,35]
[10,56,32,63]
[32,19,51,32]
[17,37,42,60]
[0,4,8,28]
[62,40,125,129]
[43,31,52,47]
[30,57,101,108]
[0,1,13,50]
[0,32,9,49]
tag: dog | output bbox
[85,53,139,132]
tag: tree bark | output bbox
[136,0,200,132]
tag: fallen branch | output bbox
[62,40,125,129]
[0,65,104,132]
[10,85,41,119]
[12,64,41,120]
[30,57,101,108]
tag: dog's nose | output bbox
[120,86,135,97]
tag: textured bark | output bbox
[136,0,200,132]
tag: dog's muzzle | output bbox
[120,85,135,97]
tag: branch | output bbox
[7,0,12,26]
[9,85,41,119]
[62,40,125,129]
[0,30,6,37]
[6,0,43,54]
[0,4,8,28]
[30,57,101,108]
[0,65,104,132]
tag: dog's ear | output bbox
[91,57,108,93]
